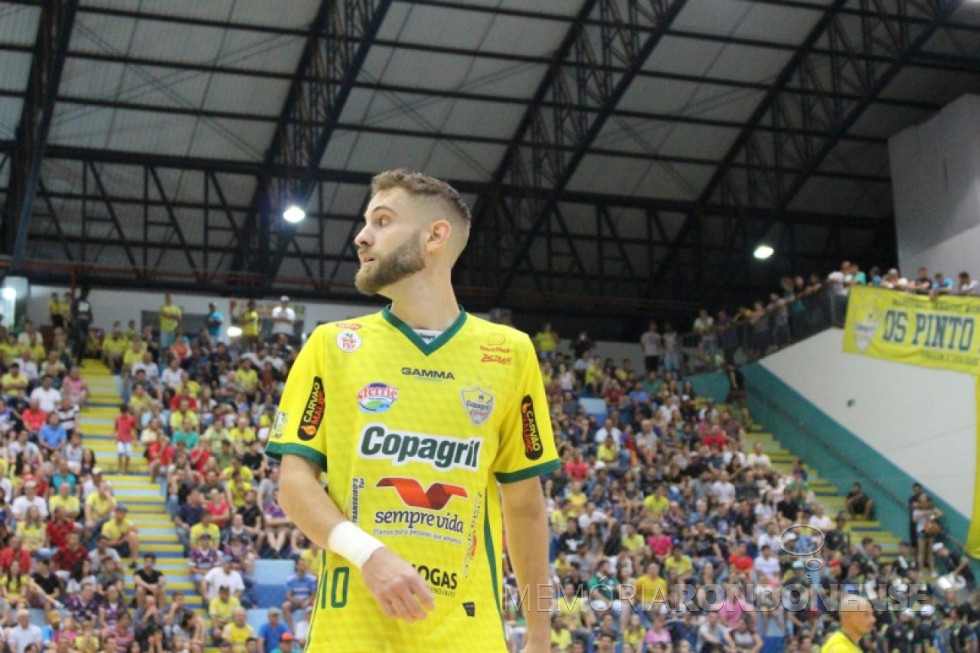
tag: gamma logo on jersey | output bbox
[298,377,325,441]
[359,424,481,471]
[520,395,543,460]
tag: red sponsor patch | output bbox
[376,477,468,510]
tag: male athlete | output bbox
[821,595,877,652]
[268,170,559,652]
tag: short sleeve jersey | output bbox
[266,308,559,652]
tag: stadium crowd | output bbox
[0,268,972,653]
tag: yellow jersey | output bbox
[820,630,862,653]
[266,309,559,652]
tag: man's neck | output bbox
[387,284,460,332]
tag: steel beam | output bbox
[486,0,687,304]
[255,0,393,284]
[701,0,969,305]
[3,0,78,270]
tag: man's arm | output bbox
[277,455,433,622]
[499,477,551,653]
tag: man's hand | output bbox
[360,548,434,622]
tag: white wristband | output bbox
[328,521,385,570]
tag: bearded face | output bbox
[354,227,426,296]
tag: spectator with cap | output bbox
[269,631,294,653]
[257,607,289,653]
[270,297,295,344]
[100,505,139,568]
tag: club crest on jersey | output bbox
[460,387,494,425]
[336,329,361,353]
[357,383,398,413]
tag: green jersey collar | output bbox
[381,305,467,356]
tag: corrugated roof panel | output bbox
[472,13,568,59]
[673,0,754,36]
[439,99,525,140]
[649,124,739,161]
[112,65,211,111]
[789,176,891,217]
[457,59,545,100]
[703,44,791,84]
[58,58,127,100]
[48,102,115,149]
[70,12,139,55]
[731,3,822,46]
[644,35,725,77]
[104,110,197,155]
[185,118,270,161]
[124,19,224,67]
[201,74,289,116]
[849,104,932,139]
[386,4,495,52]
[229,1,322,30]
[321,130,360,170]
[0,50,32,94]
[422,141,503,181]
[567,153,707,201]
[367,46,475,95]
[616,76,701,114]
[83,0,237,25]
[0,4,40,45]
[819,142,890,178]
[677,86,765,124]
[199,28,303,75]
[879,67,978,107]
[359,90,453,133]
[0,97,22,140]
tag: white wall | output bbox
[890,94,980,277]
[760,330,976,518]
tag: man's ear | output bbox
[425,219,453,252]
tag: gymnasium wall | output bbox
[749,329,974,545]
[890,93,980,277]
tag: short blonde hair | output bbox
[370,169,471,227]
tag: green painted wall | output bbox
[743,364,973,556]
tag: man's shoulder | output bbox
[462,315,534,349]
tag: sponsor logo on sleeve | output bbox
[335,322,362,330]
[357,383,398,413]
[460,387,495,425]
[271,411,287,440]
[486,332,506,346]
[297,377,325,441]
[520,395,543,460]
[336,330,362,353]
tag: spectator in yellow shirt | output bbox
[208,586,241,643]
[101,505,140,565]
[663,544,694,581]
[239,300,260,351]
[159,293,182,349]
[222,607,255,652]
[549,614,573,652]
